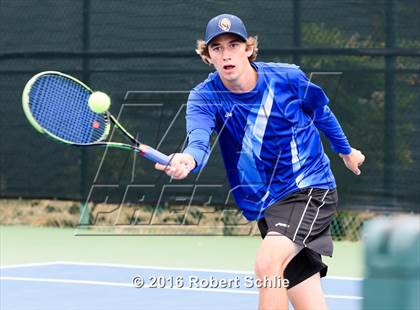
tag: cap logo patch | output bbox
[218,18,231,31]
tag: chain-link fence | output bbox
[1,0,419,221]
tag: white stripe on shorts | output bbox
[302,189,330,247]
[292,188,313,241]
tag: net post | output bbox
[292,0,301,65]
[79,0,91,225]
[384,0,396,206]
[79,202,90,226]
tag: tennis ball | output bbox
[88,91,111,113]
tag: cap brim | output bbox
[205,32,247,45]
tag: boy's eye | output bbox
[212,46,221,52]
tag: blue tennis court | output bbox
[1,262,362,309]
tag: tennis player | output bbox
[155,14,365,309]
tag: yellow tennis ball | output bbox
[88,91,111,113]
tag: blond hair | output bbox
[195,36,259,65]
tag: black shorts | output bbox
[257,187,338,288]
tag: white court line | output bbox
[1,276,131,288]
[0,276,254,295]
[0,276,363,300]
[324,275,363,281]
[0,262,63,269]
[0,261,363,281]
[0,261,253,274]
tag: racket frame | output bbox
[22,71,171,165]
[22,71,111,145]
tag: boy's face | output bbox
[207,34,253,84]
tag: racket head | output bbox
[22,71,110,145]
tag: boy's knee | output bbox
[255,234,299,278]
[255,252,289,278]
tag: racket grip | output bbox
[139,145,171,166]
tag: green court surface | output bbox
[0,225,363,277]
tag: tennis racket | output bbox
[22,71,171,165]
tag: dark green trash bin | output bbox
[364,216,420,310]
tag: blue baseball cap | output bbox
[204,14,248,44]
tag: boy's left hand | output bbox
[339,148,365,175]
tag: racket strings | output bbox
[29,75,107,144]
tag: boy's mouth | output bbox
[223,65,235,71]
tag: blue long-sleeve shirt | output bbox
[184,62,351,221]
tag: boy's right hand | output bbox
[155,153,196,180]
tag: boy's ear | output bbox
[246,46,254,58]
